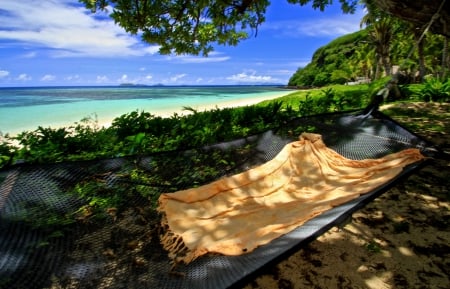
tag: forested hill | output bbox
[288,30,369,87]
[288,25,447,87]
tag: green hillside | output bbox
[288,25,448,87]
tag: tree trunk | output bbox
[381,53,392,76]
[416,32,426,81]
[374,54,382,79]
[441,23,449,80]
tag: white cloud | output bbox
[16,73,32,81]
[65,74,80,81]
[169,74,187,82]
[0,70,10,78]
[0,0,160,58]
[118,74,129,82]
[137,74,154,84]
[263,11,364,38]
[226,70,277,83]
[96,75,109,83]
[41,74,56,81]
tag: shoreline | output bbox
[98,92,292,125]
[2,91,295,137]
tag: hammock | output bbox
[0,107,438,289]
[158,133,423,265]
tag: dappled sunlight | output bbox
[158,133,423,265]
[398,246,414,257]
[2,102,445,288]
[241,168,449,289]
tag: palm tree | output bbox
[349,41,374,80]
[360,0,396,79]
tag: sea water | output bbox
[0,86,292,136]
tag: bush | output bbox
[0,85,372,169]
[418,77,450,102]
[312,72,331,87]
[331,70,350,84]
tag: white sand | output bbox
[1,91,296,137]
[94,92,294,130]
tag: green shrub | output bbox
[418,77,450,102]
[312,72,331,87]
[0,86,373,169]
[0,135,16,168]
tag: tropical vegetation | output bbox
[0,1,448,258]
[80,0,359,55]
[289,1,449,87]
[1,78,449,170]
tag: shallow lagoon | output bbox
[0,86,293,135]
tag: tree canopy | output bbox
[80,0,358,55]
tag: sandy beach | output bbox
[94,92,293,129]
[1,90,295,137]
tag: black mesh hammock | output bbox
[0,103,441,289]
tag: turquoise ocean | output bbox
[0,86,293,136]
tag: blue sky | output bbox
[0,0,365,87]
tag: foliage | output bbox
[418,77,450,102]
[6,81,445,171]
[13,116,113,164]
[0,82,443,238]
[0,84,370,233]
[0,134,17,168]
[0,86,372,170]
[288,30,370,87]
[8,82,439,173]
[288,22,448,87]
[80,0,358,55]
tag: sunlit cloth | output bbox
[158,133,424,264]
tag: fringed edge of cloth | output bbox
[158,133,425,265]
[160,213,206,265]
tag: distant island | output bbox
[120,83,148,87]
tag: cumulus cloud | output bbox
[0,70,10,78]
[169,74,187,82]
[16,73,32,81]
[41,74,56,81]
[65,74,80,81]
[0,0,160,57]
[96,75,109,83]
[118,74,129,82]
[226,70,277,83]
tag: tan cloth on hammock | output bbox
[158,133,424,264]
